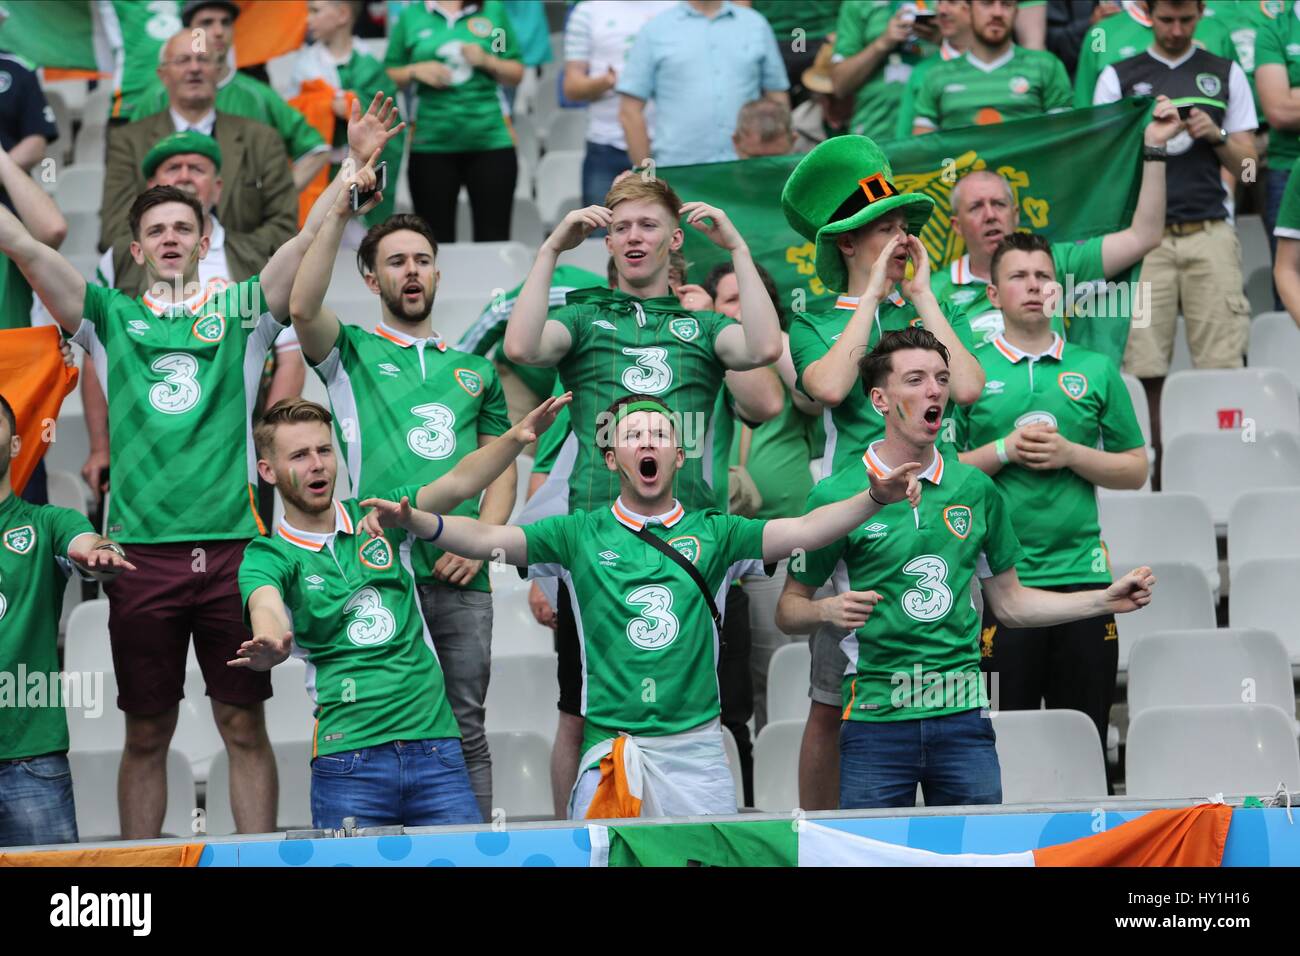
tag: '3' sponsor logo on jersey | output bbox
[407,403,457,460]
[900,555,953,622]
[0,591,6,621]
[625,584,680,651]
[344,586,396,647]
[148,353,202,414]
[621,347,672,394]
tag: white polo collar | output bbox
[277,500,354,552]
[990,332,1065,363]
[611,497,685,531]
[835,289,906,310]
[141,281,214,317]
[950,254,988,287]
[863,441,945,486]
[373,321,446,351]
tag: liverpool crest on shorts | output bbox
[454,368,484,396]
[943,506,972,540]
[668,317,699,342]
[3,525,35,554]
[358,535,394,570]
[1058,372,1089,400]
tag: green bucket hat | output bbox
[780,135,935,294]
[142,131,223,179]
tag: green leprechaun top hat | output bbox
[781,135,935,294]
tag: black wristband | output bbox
[1142,145,1168,162]
[868,489,888,507]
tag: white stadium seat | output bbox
[63,598,112,676]
[60,210,100,257]
[205,740,313,835]
[766,641,811,725]
[753,719,804,812]
[1098,492,1218,594]
[1127,629,1296,728]
[48,164,105,214]
[566,237,612,276]
[46,468,87,515]
[1159,368,1299,444]
[73,121,107,166]
[264,657,315,746]
[991,709,1108,803]
[175,667,230,783]
[1125,704,1300,799]
[1228,557,1300,663]
[484,654,560,742]
[535,150,583,228]
[1237,214,1273,315]
[1248,311,1300,395]
[721,724,745,808]
[68,748,196,841]
[543,109,590,154]
[1227,488,1300,579]
[1114,371,1154,490]
[435,241,533,297]
[487,730,554,820]
[1161,430,1300,526]
[431,293,489,343]
[490,584,560,657]
[1114,562,1215,674]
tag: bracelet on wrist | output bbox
[427,513,445,542]
[868,488,888,507]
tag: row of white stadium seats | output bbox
[753,704,1300,812]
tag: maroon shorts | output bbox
[104,539,271,715]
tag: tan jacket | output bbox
[99,110,297,265]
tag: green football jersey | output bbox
[788,291,973,477]
[549,287,737,513]
[522,500,766,751]
[834,0,936,141]
[792,446,1023,722]
[71,278,283,543]
[1254,2,1300,170]
[928,237,1105,348]
[953,334,1144,587]
[238,489,462,757]
[1073,1,1239,108]
[384,0,522,154]
[895,40,963,139]
[912,45,1073,131]
[314,322,511,592]
[752,0,840,40]
[131,71,328,162]
[729,388,815,520]
[102,0,182,120]
[1274,153,1300,236]
[0,495,95,761]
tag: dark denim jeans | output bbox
[582,140,632,209]
[839,708,1002,809]
[310,738,482,830]
[0,754,78,848]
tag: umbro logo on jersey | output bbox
[598,549,620,566]
[1132,82,1153,97]
[305,574,326,590]
[1288,43,1300,57]
[418,28,432,38]
[944,83,966,93]
[984,381,1005,394]
[591,319,616,331]
[128,319,151,335]
[864,522,888,540]
[3,525,35,554]
[378,363,401,377]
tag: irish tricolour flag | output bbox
[588,804,1231,867]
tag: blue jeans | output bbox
[582,141,632,210]
[310,739,482,830]
[0,754,78,848]
[839,708,1002,809]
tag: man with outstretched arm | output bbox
[776,326,1156,810]
[357,393,922,820]
[0,92,403,839]
[230,392,570,830]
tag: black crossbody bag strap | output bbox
[625,524,724,640]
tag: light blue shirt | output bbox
[617,1,789,167]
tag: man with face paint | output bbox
[504,174,783,813]
[778,326,1157,810]
[0,94,404,840]
[782,134,983,811]
[289,168,516,821]
[234,392,569,830]
[357,393,922,819]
